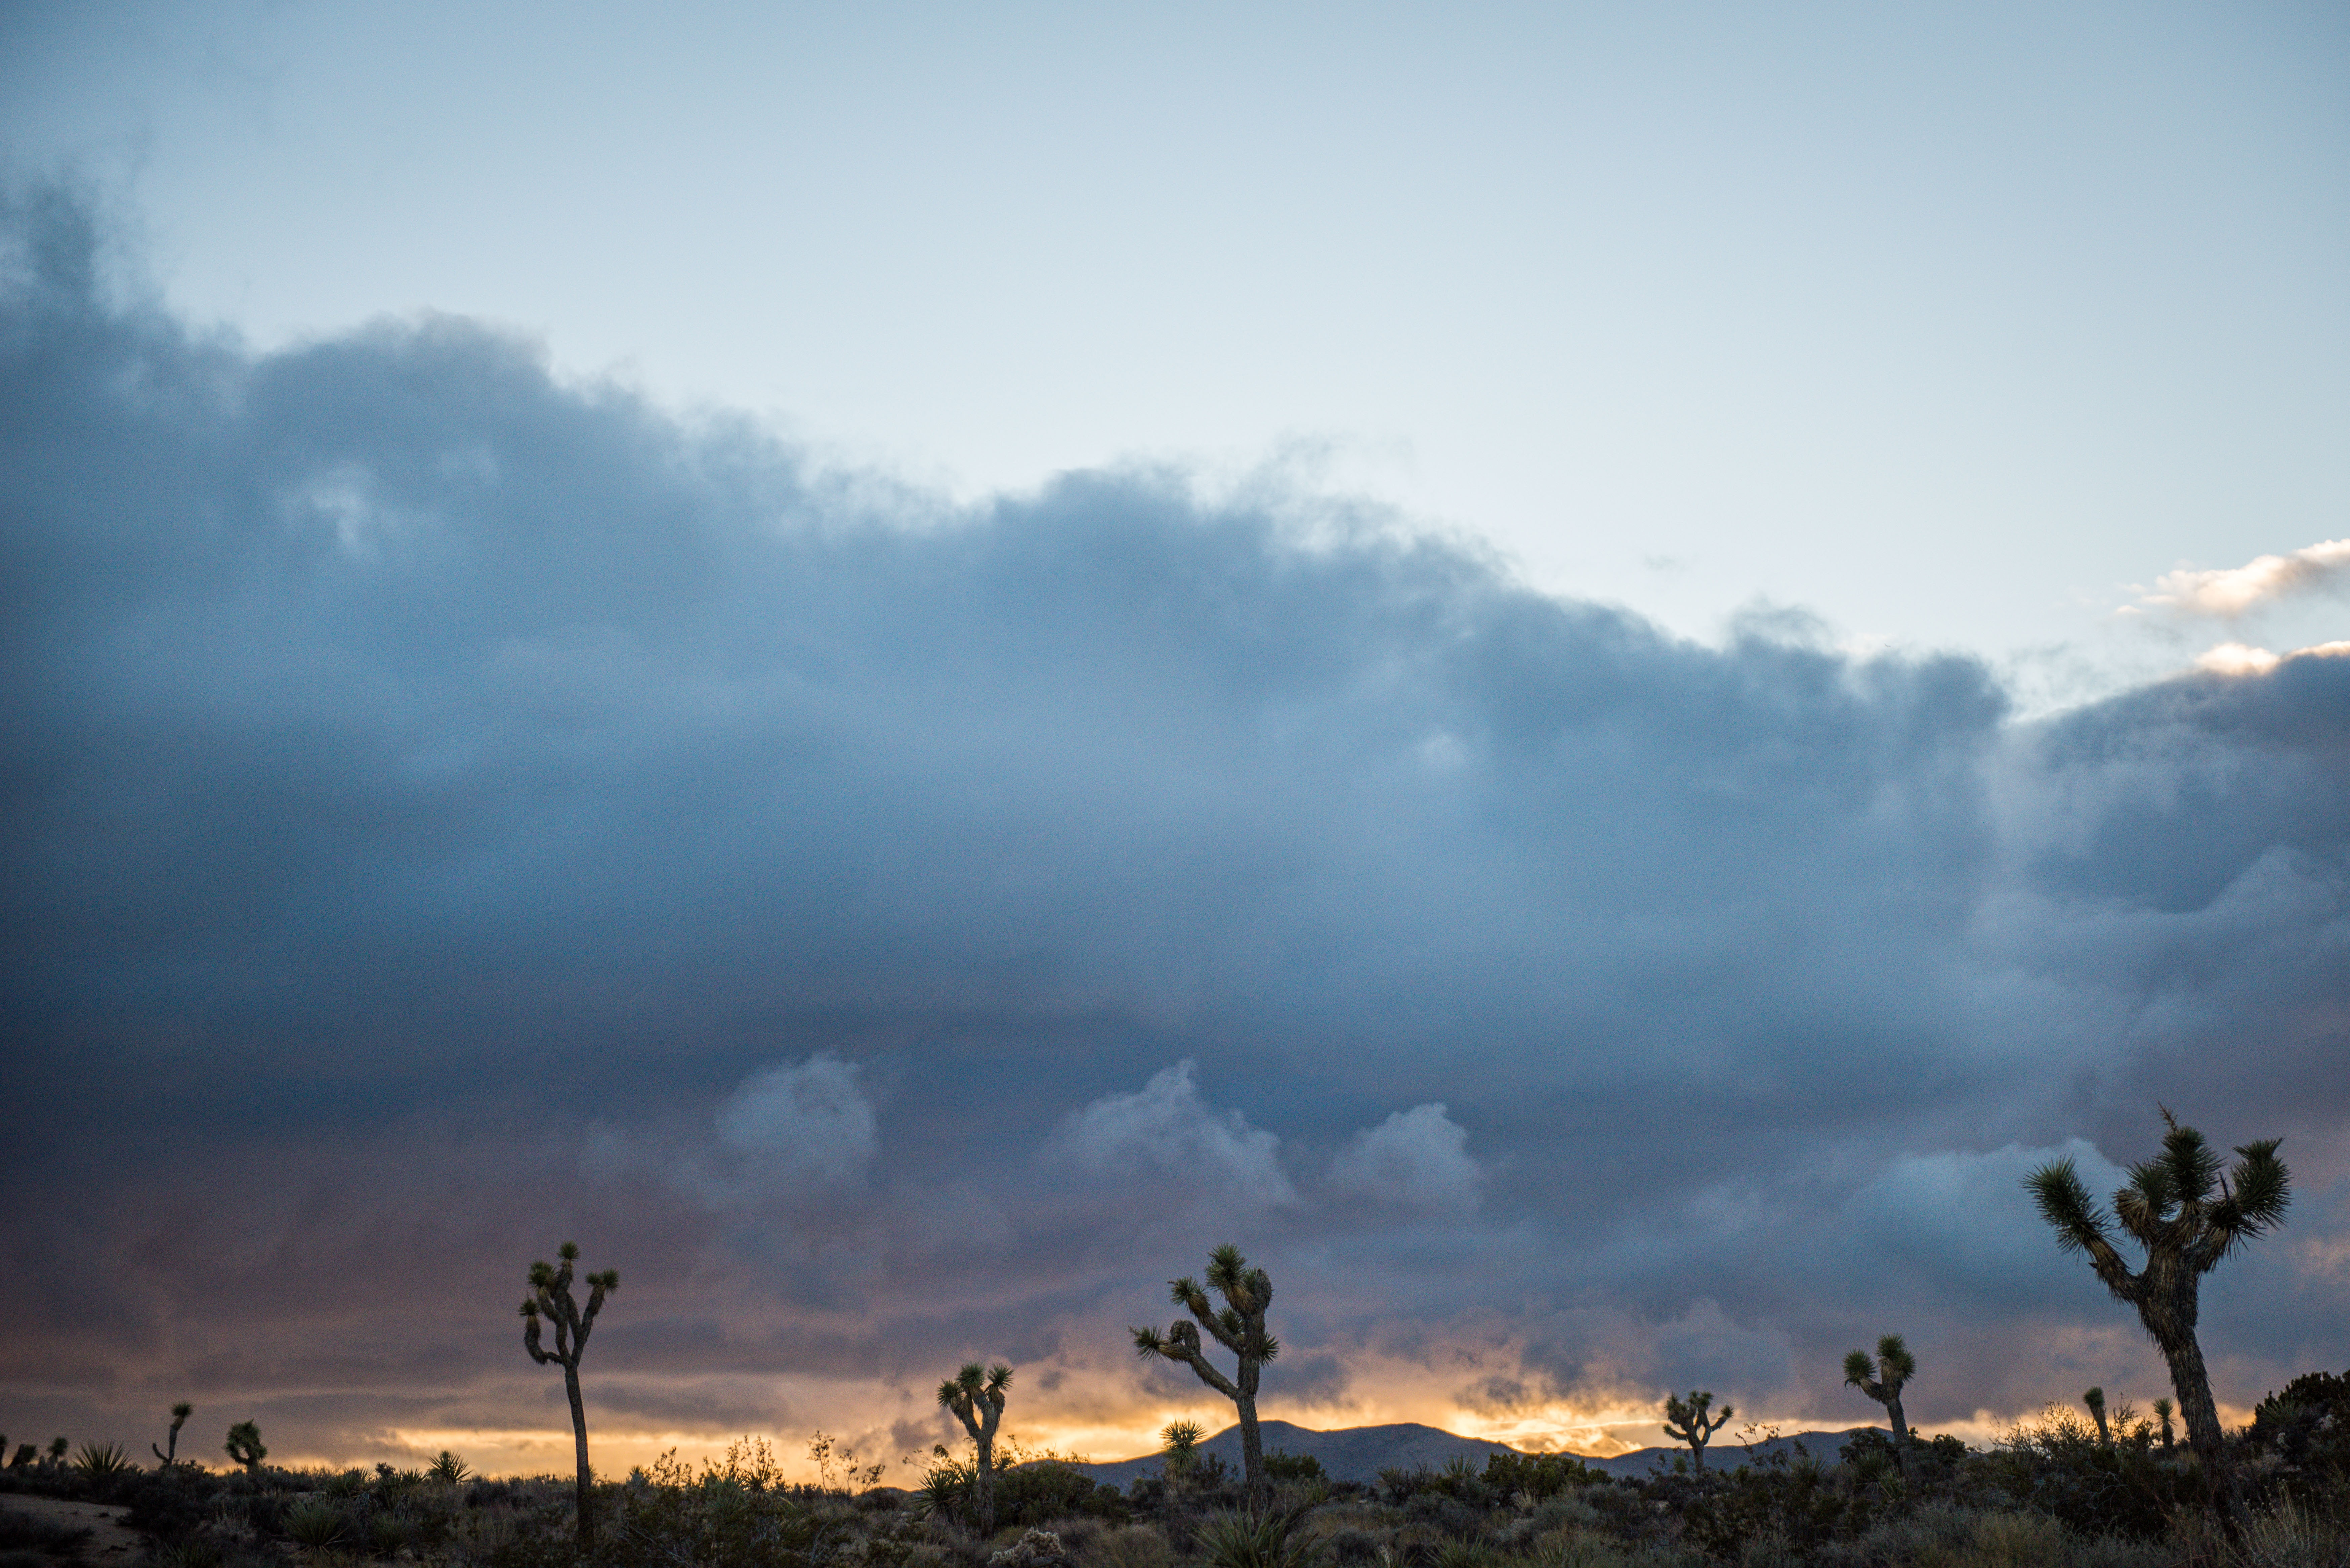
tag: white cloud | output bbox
[2192,640,2350,677]
[715,1053,878,1186]
[1056,1060,1296,1205]
[1329,1103,1484,1213]
[2137,538,2350,618]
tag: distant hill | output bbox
[1572,1428,1882,1478]
[1066,1421,1518,1488]
[1060,1421,1890,1487]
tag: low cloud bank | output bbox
[2,188,2345,1472]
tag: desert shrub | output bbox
[0,1508,93,1558]
[123,1462,226,1542]
[1983,1403,2197,1539]
[598,1451,840,1568]
[2251,1369,2350,1489]
[1266,1453,1327,1484]
[1322,1527,1380,1565]
[1088,1522,1176,1568]
[996,1462,1129,1529]
[1398,1486,1483,1537]
[1484,1450,1606,1503]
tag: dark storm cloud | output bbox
[3,187,2344,1463]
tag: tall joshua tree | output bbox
[2083,1387,2111,1448]
[937,1361,1012,1535]
[152,1403,192,1468]
[1843,1335,1918,1474]
[1134,1244,1278,1508]
[2025,1108,2288,1512]
[520,1241,620,1554]
[1661,1390,1733,1472]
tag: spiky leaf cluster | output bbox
[1842,1335,1916,1405]
[519,1241,619,1370]
[2025,1108,2289,1299]
[937,1361,1013,1424]
[1134,1244,1279,1377]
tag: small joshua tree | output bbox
[1843,1335,1917,1474]
[521,1241,620,1553]
[1661,1390,1733,1472]
[1134,1244,1278,1508]
[2025,1107,2288,1515]
[937,1361,1011,1534]
[152,1402,192,1468]
[2084,1387,2111,1448]
[1161,1419,1206,1481]
[224,1421,266,1473]
[2153,1397,2176,1453]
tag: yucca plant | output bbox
[2025,1106,2288,1516]
[428,1448,471,1483]
[1192,1506,1324,1568]
[2152,1396,2176,1453]
[1135,1244,1278,1507]
[152,1402,193,1468]
[74,1440,135,1485]
[366,1508,417,1557]
[520,1240,620,1553]
[1843,1335,1918,1474]
[1661,1390,1732,1472]
[1162,1420,1207,1481]
[283,1496,348,1552]
[936,1361,1012,1534]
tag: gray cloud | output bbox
[1328,1104,1483,1214]
[2,185,2344,1467]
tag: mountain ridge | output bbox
[1057,1420,1886,1487]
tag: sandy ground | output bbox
[1,1493,145,1559]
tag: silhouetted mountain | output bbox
[1063,1421,1890,1487]
[1573,1428,1882,1478]
[1067,1421,1518,1487]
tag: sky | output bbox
[1,2,2347,1480]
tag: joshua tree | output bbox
[224,1420,266,1473]
[2153,1397,2176,1453]
[429,1449,471,1483]
[152,1402,192,1468]
[2084,1387,2111,1447]
[936,1361,1012,1534]
[2025,1108,2288,1512]
[1661,1390,1733,1472]
[1843,1335,1918,1474]
[1134,1243,1278,1507]
[520,1241,620,1553]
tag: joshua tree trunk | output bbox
[564,1362,592,1549]
[1236,1384,1263,1496]
[1885,1390,1910,1454]
[975,1428,994,1534]
[2158,1329,2228,1484]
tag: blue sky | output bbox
[1,3,2346,1475]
